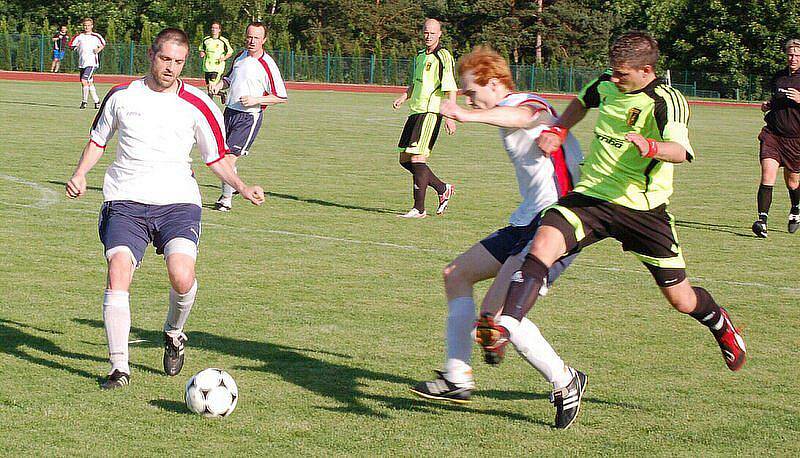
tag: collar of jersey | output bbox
[622,76,667,95]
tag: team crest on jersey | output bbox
[626,107,641,126]
[425,62,432,71]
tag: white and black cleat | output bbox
[789,212,800,234]
[101,369,130,390]
[163,332,187,376]
[410,371,473,404]
[752,220,767,238]
[214,195,232,212]
[550,368,587,429]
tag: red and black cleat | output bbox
[715,307,747,371]
[474,312,510,365]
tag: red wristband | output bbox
[545,125,569,142]
[644,138,658,158]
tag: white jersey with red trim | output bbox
[90,78,228,206]
[497,92,583,226]
[224,50,287,113]
[69,32,105,68]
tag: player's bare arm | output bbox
[392,85,412,109]
[441,100,544,129]
[239,94,286,108]
[66,141,105,198]
[624,133,689,163]
[444,90,458,135]
[536,98,589,156]
[208,160,265,205]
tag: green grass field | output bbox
[0,80,798,456]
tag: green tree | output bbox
[373,34,383,84]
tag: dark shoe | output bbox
[101,369,130,390]
[436,184,455,215]
[163,331,187,376]
[714,308,746,371]
[551,368,587,429]
[94,102,100,109]
[751,220,767,238]
[79,101,87,109]
[410,371,473,404]
[474,312,510,365]
[789,212,800,233]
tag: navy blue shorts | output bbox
[98,201,202,264]
[480,219,540,264]
[224,108,263,156]
[79,66,97,82]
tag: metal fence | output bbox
[0,33,771,100]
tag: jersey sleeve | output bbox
[263,56,288,99]
[96,33,106,46]
[199,38,207,53]
[653,85,694,160]
[577,70,612,108]
[68,34,79,48]
[89,91,118,148]
[438,49,458,92]
[194,95,229,164]
[221,37,231,54]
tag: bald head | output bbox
[423,18,442,52]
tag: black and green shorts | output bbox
[397,112,443,157]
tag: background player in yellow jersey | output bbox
[392,19,457,218]
[475,31,747,379]
[199,21,233,103]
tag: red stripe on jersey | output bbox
[177,83,228,164]
[91,33,106,45]
[257,53,287,99]
[518,98,558,117]
[550,147,573,196]
[91,83,129,131]
[89,139,106,149]
[68,35,78,47]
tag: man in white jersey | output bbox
[409,47,587,429]
[69,18,105,109]
[65,28,266,390]
[209,21,287,212]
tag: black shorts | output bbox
[480,219,539,264]
[397,112,442,156]
[540,192,687,287]
[204,72,220,85]
[759,127,800,173]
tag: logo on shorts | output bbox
[626,107,641,126]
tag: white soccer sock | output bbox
[444,296,475,384]
[502,315,573,389]
[221,166,237,199]
[89,84,99,103]
[103,290,131,375]
[164,280,198,336]
[81,85,89,102]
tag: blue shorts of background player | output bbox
[53,49,65,61]
[98,200,202,265]
[223,107,264,157]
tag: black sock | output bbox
[688,287,724,336]
[757,184,773,221]
[789,187,800,211]
[411,163,430,212]
[400,161,413,174]
[426,167,447,195]
[501,254,549,321]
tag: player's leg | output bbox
[783,144,800,233]
[204,72,216,98]
[409,155,431,216]
[79,69,89,108]
[411,242,501,403]
[50,53,57,72]
[87,68,100,108]
[418,113,453,215]
[397,114,438,217]
[98,202,149,389]
[216,108,253,211]
[153,203,202,376]
[755,128,782,237]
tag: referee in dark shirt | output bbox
[753,39,800,237]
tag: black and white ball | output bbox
[185,368,238,418]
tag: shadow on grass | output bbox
[47,179,103,192]
[0,99,76,109]
[675,219,756,237]
[149,399,188,414]
[72,318,641,422]
[198,184,400,214]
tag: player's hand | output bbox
[445,117,457,135]
[536,132,563,157]
[66,174,87,199]
[761,101,771,112]
[240,185,265,206]
[624,132,651,157]
[787,88,800,104]
[239,95,259,108]
[199,51,206,58]
[392,93,407,109]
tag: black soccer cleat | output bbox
[410,371,473,404]
[79,101,87,109]
[789,211,800,234]
[751,220,767,238]
[94,102,100,109]
[101,369,130,390]
[163,332,187,376]
[550,368,587,429]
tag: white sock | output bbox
[164,280,197,336]
[89,84,99,103]
[103,290,131,375]
[221,166,237,198]
[444,296,475,384]
[502,315,573,388]
[81,85,89,102]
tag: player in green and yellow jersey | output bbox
[474,31,747,376]
[392,18,458,218]
[199,21,233,102]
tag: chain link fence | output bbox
[0,33,771,100]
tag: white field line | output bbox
[2,175,798,293]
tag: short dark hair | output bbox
[785,39,800,53]
[211,21,221,28]
[151,28,190,54]
[610,31,659,69]
[246,21,268,37]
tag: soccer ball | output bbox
[185,368,238,418]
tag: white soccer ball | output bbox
[185,368,238,418]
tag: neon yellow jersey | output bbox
[199,36,232,73]
[574,71,694,210]
[408,46,457,114]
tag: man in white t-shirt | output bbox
[69,18,105,109]
[209,21,287,212]
[409,46,587,429]
[66,28,265,390]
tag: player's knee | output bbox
[106,246,136,289]
[442,263,462,286]
[171,272,196,294]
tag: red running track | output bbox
[0,70,759,107]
